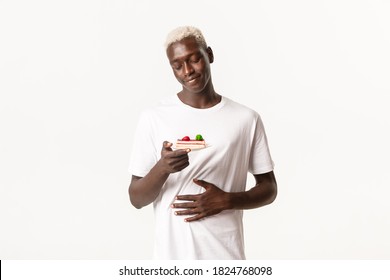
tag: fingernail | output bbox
[186,148,191,152]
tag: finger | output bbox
[164,149,190,160]
[174,209,197,216]
[163,155,189,173]
[170,156,190,170]
[170,148,191,157]
[193,178,210,189]
[175,194,198,201]
[171,202,196,208]
[184,213,206,222]
[174,160,190,171]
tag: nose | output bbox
[183,62,194,76]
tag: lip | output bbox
[185,76,200,83]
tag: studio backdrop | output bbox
[1,0,389,259]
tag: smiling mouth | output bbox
[185,76,200,83]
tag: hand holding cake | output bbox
[159,141,191,174]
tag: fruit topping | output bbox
[181,136,190,141]
[195,134,203,141]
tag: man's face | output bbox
[166,37,213,94]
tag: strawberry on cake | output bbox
[176,134,206,150]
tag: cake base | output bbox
[175,140,206,150]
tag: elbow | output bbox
[129,193,144,209]
[130,197,144,209]
[268,182,278,204]
[128,186,144,209]
[262,180,277,207]
[267,171,278,205]
[131,201,143,209]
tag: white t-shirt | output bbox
[129,95,274,259]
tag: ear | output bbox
[206,47,214,63]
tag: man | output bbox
[128,26,277,259]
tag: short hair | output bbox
[164,26,207,50]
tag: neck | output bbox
[178,83,221,109]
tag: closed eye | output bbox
[172,63,182,70]
[190,56,201,63]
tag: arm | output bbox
[129,141,191,209]
[171,171,277,222]
[230,171,277,210]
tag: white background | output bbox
[1,0,389,259]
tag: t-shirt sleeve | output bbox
[128,110,158,177]
[248,114,275,174]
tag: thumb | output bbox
[162,141,173,152]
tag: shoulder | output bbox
[139,95,178,118]
[222,96,261,120]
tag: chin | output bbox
[184,85,206,94]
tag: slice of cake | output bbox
[176,134,206,150]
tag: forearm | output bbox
[229,172,277,210]
[129,142,191,209]
[229,183,277,210]
[129,161,169,209]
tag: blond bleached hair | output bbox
[164,26,207,50]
